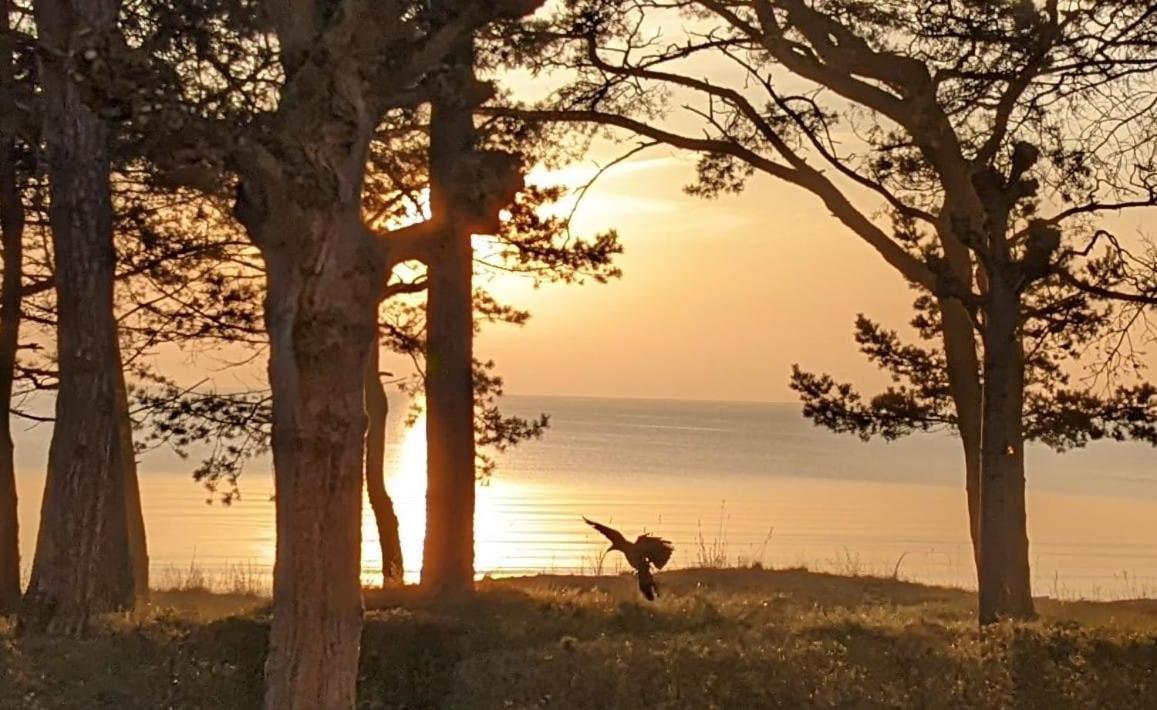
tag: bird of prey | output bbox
[584,517,674,600]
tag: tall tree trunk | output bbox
[977,283,1034,625]
[421,25,477,596]
[0,0,24,612]
[21,0,140,636]
[939,298,982,573]
[116,366,148,601]
[365,332,404,584]
[936,198,984,578]
[239,183,381,708]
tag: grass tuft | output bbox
[3,568,1156,708]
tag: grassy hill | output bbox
[3,568,1156,708]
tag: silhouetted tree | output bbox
[2,164,263,626]
[19,0,150,635]
[421,0,482,596]
[65,0,551,702]
[363,332,403,583]
[0,0,265,617]
[131,135,621,586]
[0,0,26,614]
[376,131,619,590]
[497,0,1157,624]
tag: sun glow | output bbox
[360,408,553,586]
[358,410,428,586]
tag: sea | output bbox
[13,395,1157,599]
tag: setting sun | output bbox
[6,1,1157,707]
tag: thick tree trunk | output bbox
[939,298,982,573]
[228,7,413,701]
[365,332,404,584]
[243,193,380,708]
[977,284,1034,625]
[21,0,141,635]
[421,31,477,596]
[0,0,24,610]
[421,233,475,595]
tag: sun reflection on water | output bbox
[361,411,547,585]
[377,409,428,584]
[18,398,1157,600]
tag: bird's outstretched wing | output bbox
[584,517,629,548]
[635,534,674,569]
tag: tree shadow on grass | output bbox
[4,570,1157,709]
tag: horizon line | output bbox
[501,392,799,406]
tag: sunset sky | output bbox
[463,35,1157,404]
[472,148,919,402]
[468,38,920,403]
[455,37,938,404]
[466,141,1156,403]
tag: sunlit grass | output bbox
[154,559,270,597]
[4,568,1157,709]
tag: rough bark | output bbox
[977,283,1034,624]
[237,149,382,708]
[939,298,983,572]
[233,0,533,700]
[0,0,24,612]
[421,23,478,596]
[20,0,143,636]
[257,211,377,710]
[365,333,404,584]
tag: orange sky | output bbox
[100,50,1157,407]
[470,44,1157,403]
[472,146,945,402]
[461,139,1157,403]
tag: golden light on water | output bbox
[362,411,542,586]
[15,400,1157,600]
[374,410,427,585]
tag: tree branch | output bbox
[488,104,940,292]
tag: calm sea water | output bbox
[14,395,1157,599]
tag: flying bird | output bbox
[584,517,674,600]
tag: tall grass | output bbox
[155,558,269,596]
[694,502,775,570]
[6,568,1157,709]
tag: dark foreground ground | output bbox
[2,568,1157,709]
